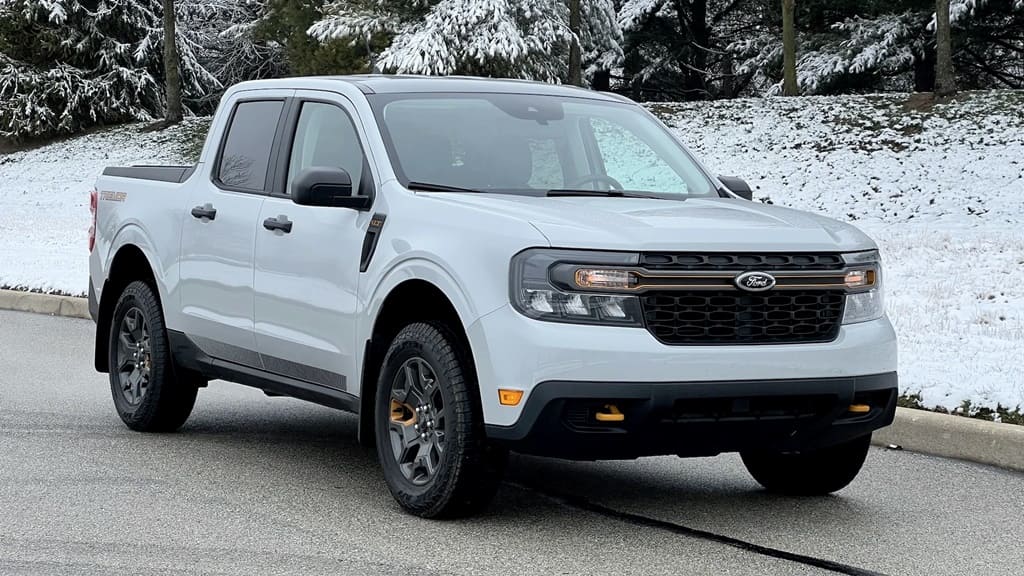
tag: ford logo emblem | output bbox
[734,271,776,292]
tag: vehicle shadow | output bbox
[505,452,877,528]
[175,395,877,530]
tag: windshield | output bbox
[368,92,716,198]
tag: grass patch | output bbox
[899,392,1024,426]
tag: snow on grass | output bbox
[652,90,1024,412]
[0,120,204,295]
[0,92,1020,412]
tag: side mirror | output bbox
[718,175,754,201]
[292,167,370,210]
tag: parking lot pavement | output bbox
[2,310,1022,575]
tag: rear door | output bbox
[252,92,376,392]
[177,93,291,363]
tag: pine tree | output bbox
[309,0,622,82]
[178,0,287,97]
[729,0,1022,96]
[0,0,218,140]
[617,0,765,100]
[251,0,372,76]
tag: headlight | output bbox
[841,250,884,324]
[510,249,644,326]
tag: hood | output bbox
[426,194,876,252]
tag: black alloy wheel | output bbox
[388,357,448,485]
[115,307,152,406]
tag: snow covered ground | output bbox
[0,92,1020,412]
[0,120,205,295]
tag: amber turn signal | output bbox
[499,389,524,406]
[848,403,871,414]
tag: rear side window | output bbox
[216,100,284,191]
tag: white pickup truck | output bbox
[89,76,897,517]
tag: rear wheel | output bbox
[108,281,198,432]
[741,434,872,496]
[375,322,506,518]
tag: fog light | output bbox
[499,389,524,406]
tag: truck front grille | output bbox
[640,252,844,271]
[640,290,845,345]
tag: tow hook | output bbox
[595,404,625,422]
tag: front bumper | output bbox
[485,372,897,460]
[469,305,898,426]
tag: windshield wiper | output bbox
[406,181,481,194]
[546,189,664,199]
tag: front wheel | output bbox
[375,322,506,518]
[108,280,198,432]
[741,434,872,496]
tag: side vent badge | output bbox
[360,213,387,273]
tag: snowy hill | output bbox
[1,92,1021,412]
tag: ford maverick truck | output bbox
[89,76,897,517]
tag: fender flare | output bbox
[94,223,167,372]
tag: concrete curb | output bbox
[0,289,90,320]
[1,292,1021,472]
[873,407,1024,473]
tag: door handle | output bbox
[191,204,217,221]
[263,215,293,234]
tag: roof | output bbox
[286,75,631,102]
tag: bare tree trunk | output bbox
[687,0,710,98]
[781,0,798,96]
[722,52,735,98]
[163,0,183,124]
[568,0,582,86]
[934,0,956,97]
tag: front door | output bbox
[252,95,375,392]
[178,96,290,363]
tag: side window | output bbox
[588,118,688,194]
[216,100,284,191]
[287,102,365,195]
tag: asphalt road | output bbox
[1,310,1022,576]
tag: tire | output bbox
[375,322,506,518]
[107,280,198,432]
[741,434,871,496]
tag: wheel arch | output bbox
[94,243,161,372]
[358,278,479,447]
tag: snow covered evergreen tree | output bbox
[617,0,772,99]
[178,0,287,105]
[0,0,218,140]
[730,0,1023,96]
[309,0,622,83]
